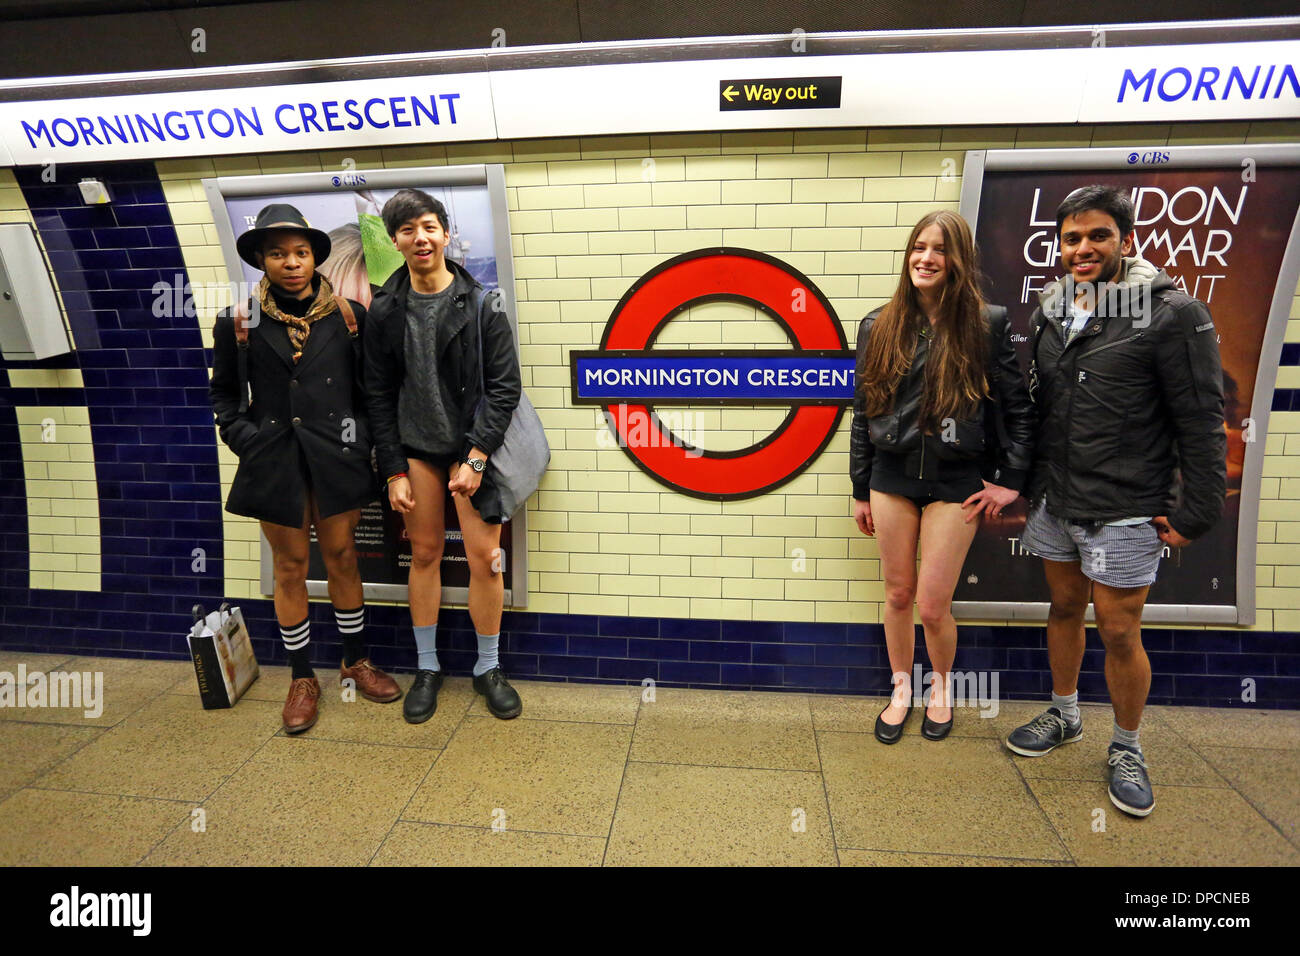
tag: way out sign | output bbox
[719,76,842,111]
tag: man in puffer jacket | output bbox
[1004,185,1226,819]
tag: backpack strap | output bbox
[233,300,252,345]
[334,295,358,337]
[232,300,252,414]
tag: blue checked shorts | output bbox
[1019,497,1165,589]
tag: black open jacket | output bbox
[363,257,521,483]
[209,280,374,528]
[850,304,1036,500]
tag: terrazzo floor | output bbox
[1,651,1296,866]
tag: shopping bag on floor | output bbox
[187,603,260,709]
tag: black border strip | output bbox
[2,20,1298,101]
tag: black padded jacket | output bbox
[1026,261,1226,539]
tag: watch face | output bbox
[469,458,486,472]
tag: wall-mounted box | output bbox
[0,222,71,361]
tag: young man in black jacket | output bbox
[210,204,402,734]
[1005,185,1227,818]
[363,189,523,723]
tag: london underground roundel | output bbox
[569,248,855,500]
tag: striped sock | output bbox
[281,616,313,679]
[335,605,365,667]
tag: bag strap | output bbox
[472,285,488,403]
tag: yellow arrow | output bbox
[722,85,738,102]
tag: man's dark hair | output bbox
[382,188,449,237]
[1055,184,1135,238]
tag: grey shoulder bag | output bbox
[473,286,550,519]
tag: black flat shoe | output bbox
[473,667,522,719]
[921,705,953,740]
[874,701,911,744]
[403,669,444,724]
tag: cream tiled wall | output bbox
[13,404,101,592]
[1,169,101,592]
[151,121,1300,630]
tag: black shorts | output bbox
[401,445,506,525]
[402,445,460,471]
[869,467,983,511]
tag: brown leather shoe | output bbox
[282,677,320,734]
[340,657,402,703]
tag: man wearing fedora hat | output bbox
[210,203,401,734]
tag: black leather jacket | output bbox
[1027,261,1225,539]
[364,257,521,483]
[850,305,1035,499]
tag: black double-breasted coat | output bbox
[210,294,376,528]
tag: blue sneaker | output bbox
[1005,706,1083,757]
[1107,743,1155,817]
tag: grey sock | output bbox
[473,632,500,677]
[414,624,440,672]
[1112,722,1141,753]
[1052,690,1080,723]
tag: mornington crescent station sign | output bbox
[570,248,854,500]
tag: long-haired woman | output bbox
[850,210,1034,743]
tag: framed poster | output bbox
[203,164,528,606]
[956,143,1300,625]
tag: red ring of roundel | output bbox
[600,248,847,499]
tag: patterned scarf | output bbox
[256,274,337,363]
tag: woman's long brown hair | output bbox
[859,210,988,428]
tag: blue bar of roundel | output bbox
[576,355,856,400]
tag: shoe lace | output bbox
[1108,748,1148,785]
[1025,710,1066,738]
[288,678,315,702]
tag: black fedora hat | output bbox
[236,203,332,268]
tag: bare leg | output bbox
[403,459,448,627]
[870,489,921,723]
[260,501,311,628]
[311,500,363,611]
[915,500,981,721]
[452,488,504,637]
[1092,582,1152,731]
[1041,559,1091,697]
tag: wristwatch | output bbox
[464,456,487,473]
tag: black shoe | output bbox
[403,669,444,725]
[873,700,911,744]
[472,667,522,719]
[921,704,953,740]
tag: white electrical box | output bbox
[0,222,71,361]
